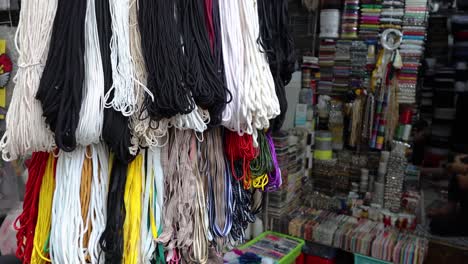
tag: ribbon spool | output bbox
[399,108,412,124]
[314,130,332,160]
[381,29,403,50]
[320,9,340,38]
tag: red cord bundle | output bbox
[14,152,49,263]
[203,0,215,51]
[224,131,257,189]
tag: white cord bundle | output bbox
[150,147,165,238]
[239,0,280,132]
[88,144,109,264]
[139,147,166,262]
[133,107,209,149]
[219,0,246,134]
[140,150,156,263]
[171,107,210,133]
[76,0,105,146]
[0,0,57,161]
[219,0,280,139]
[50,148,86,264]
[105,0,136,116]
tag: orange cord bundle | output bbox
[224,131,257,189]
[80,151,93,257]
[14,152,49,263]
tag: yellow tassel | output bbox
[252,174,269,191]
[31,154,55,263]
[123,154,143,264]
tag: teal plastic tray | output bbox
[354,254,392,264]
[238,231,305,264]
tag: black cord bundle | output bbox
[229,173,255,243]
[257,0,295,131]
[251,190,264,215]
[99,158,128,264]
[138,0,195,120]
[178,0,230,126]
[96,0,135,163]
[35,0,87,152]
[211,0,226,86]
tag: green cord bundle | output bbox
[249,131,274,177]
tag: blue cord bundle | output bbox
[239,252,262,264]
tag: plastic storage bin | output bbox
[305,255,336,264]
[302,241,338,260]
[239,231,305,264]
[354,254,392,264]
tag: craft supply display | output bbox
[276,1,431,262]
[287,208,427,264]
[5,0,295,263]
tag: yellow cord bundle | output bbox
[31,153,55,263]
[123,154,143,264]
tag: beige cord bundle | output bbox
[158,130,196,250]
[190,135,209,264]
[158,129,210,262]
[0,0,57,161]
[128,0,151,155]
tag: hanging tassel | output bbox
[80,152,93,261]
[100,157,128,264]
[35,0,88,152]
[178,0,230,126]
[265,132,282,191]
[228,176,256,247]
[105,0,137,116]
[158,130,197,259]
[14,152,49,264]
[123,154,143,264]
[257,0,295,131]
[224,131,256,189]
[239,0,280,133]
[200,128,233,251]
[0,0,57,161]
[88,144,110,264]
[76,0,105,146]
[138,0,195,119]
[96,0,135,163]
[141,147,166,260]
[50,148,88,263]
[30,153,55,264]
[218,0,246,133]
[140,150,157,263]
[189,134,209,263]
